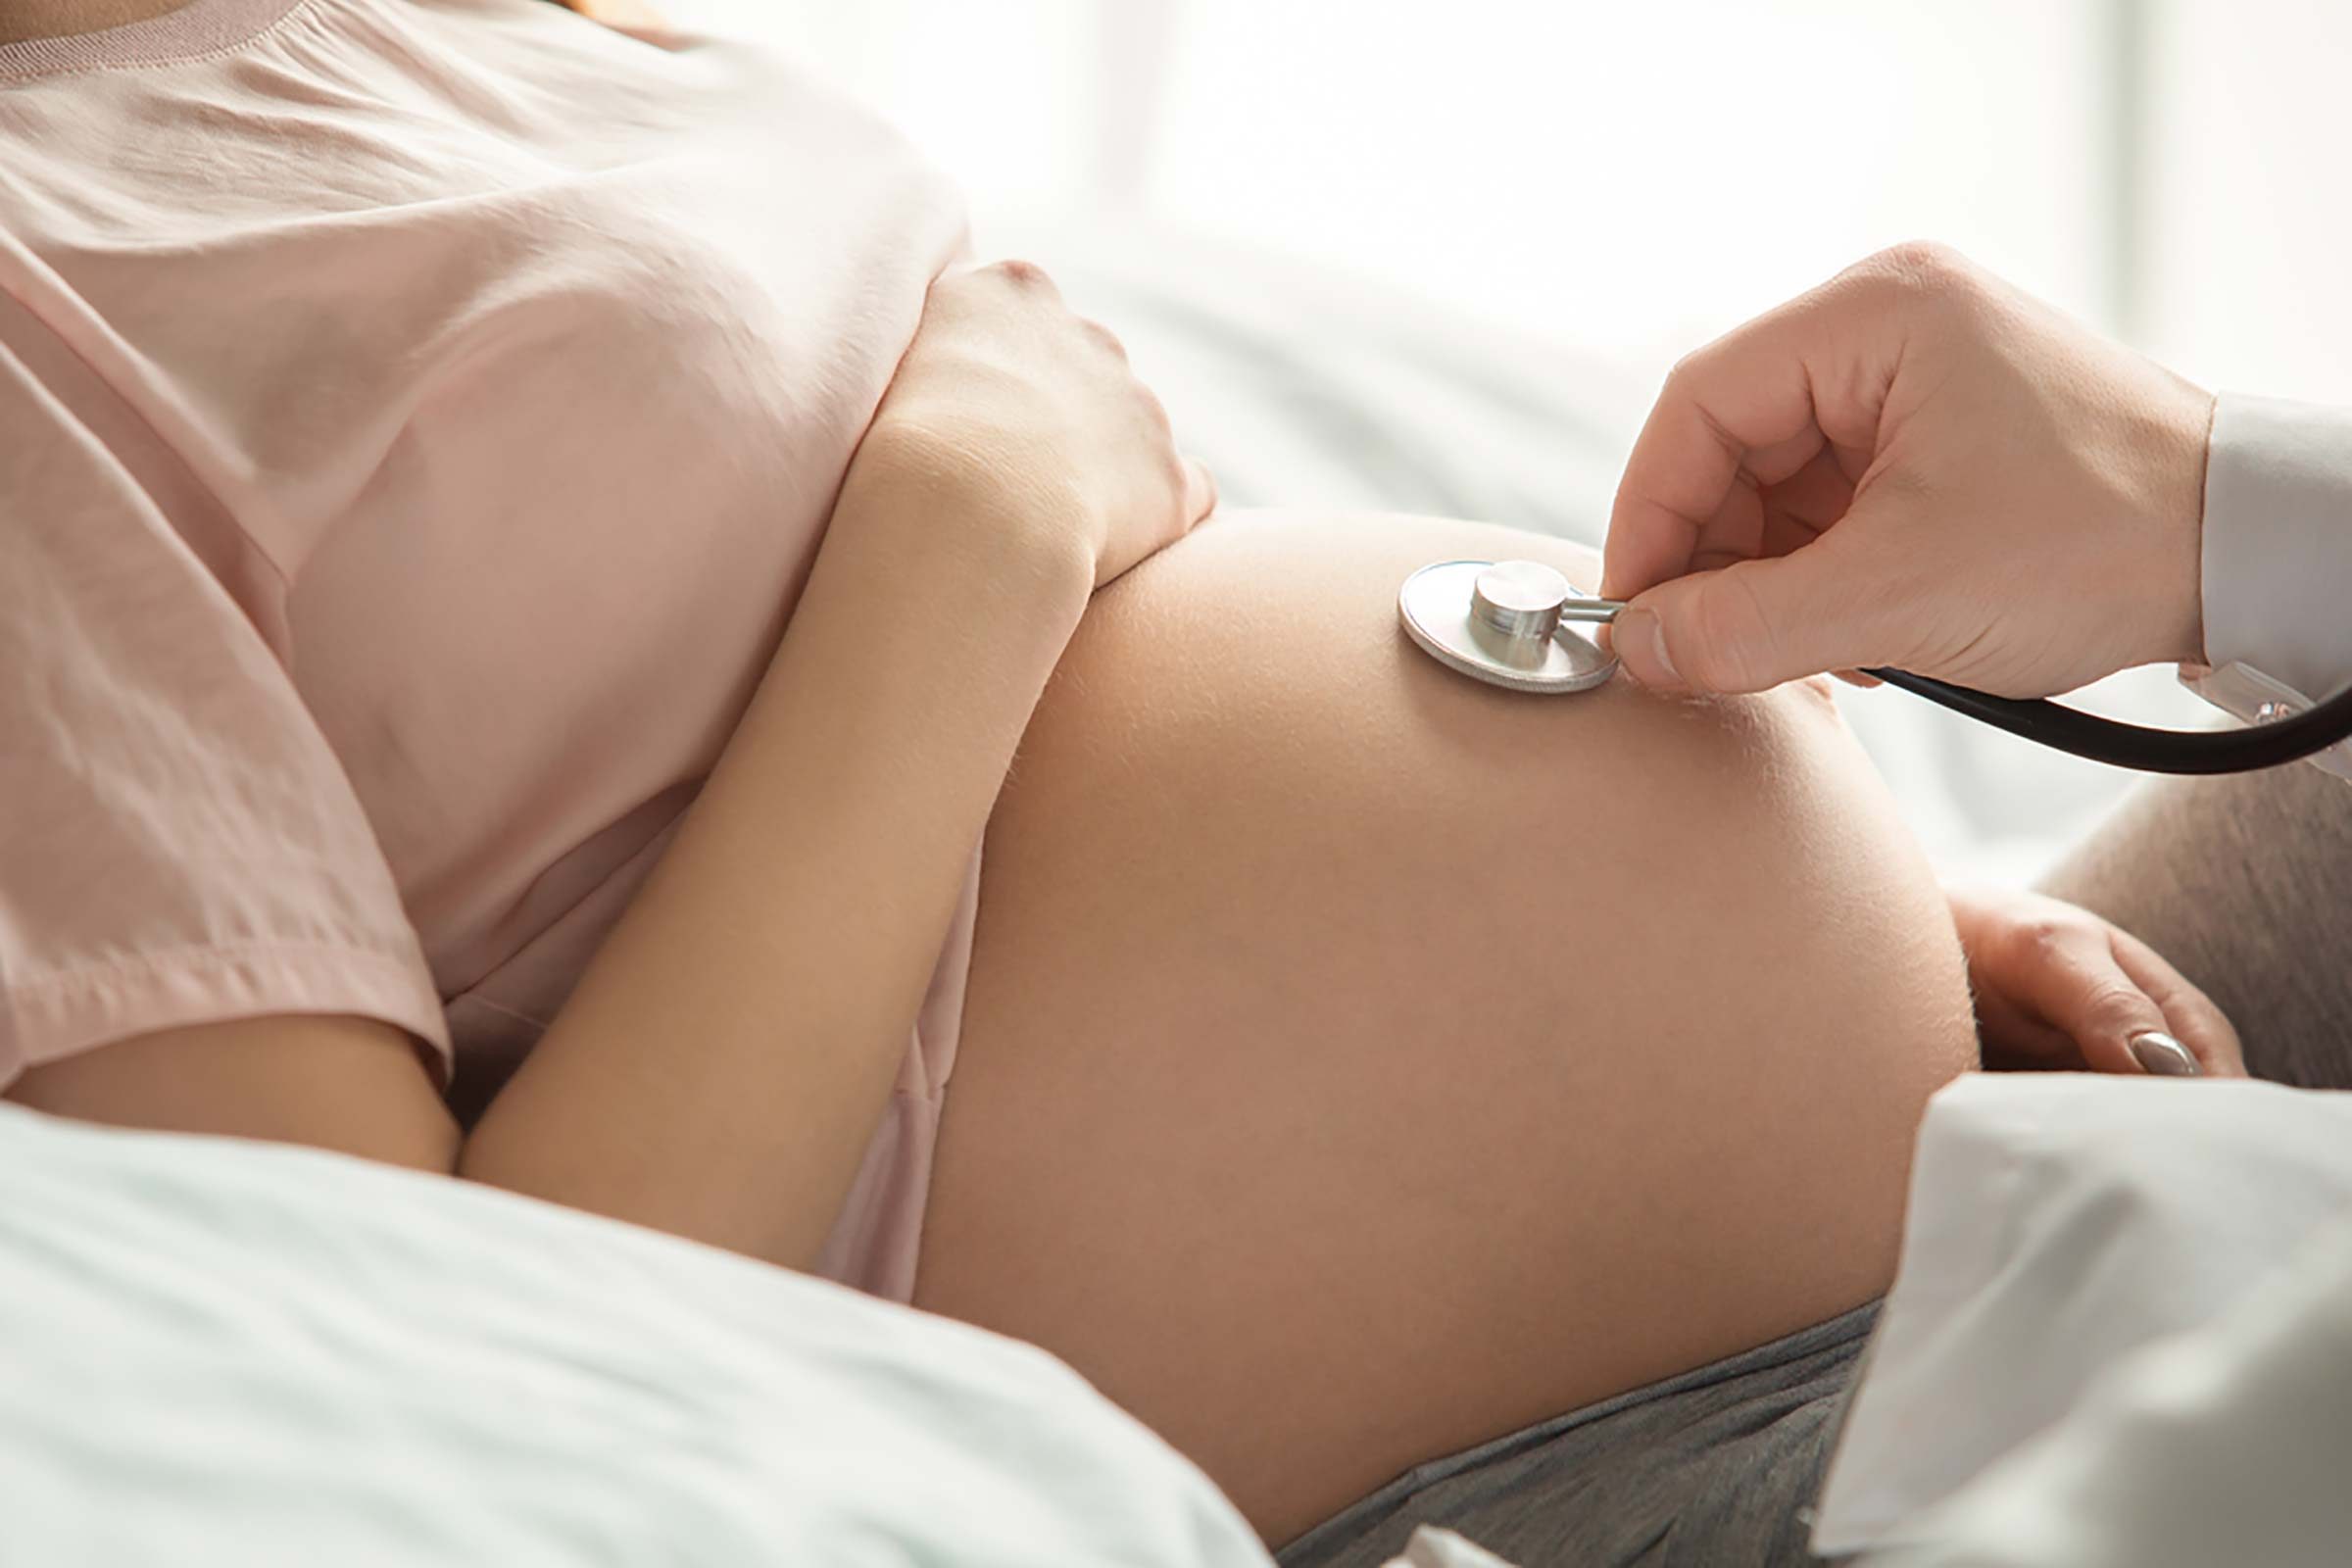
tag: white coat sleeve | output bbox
[2200,395,2352,698]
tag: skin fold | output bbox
[914,509,1978,1542]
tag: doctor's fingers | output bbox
[1600,260,1906,603]
[1606,524,1920,694]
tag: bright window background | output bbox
[661,0,2348,876]
[662,0,2352,403]
[663,1,2130,361]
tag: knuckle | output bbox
[1661,346,1714,401]
[1657,346,1744,455]
[1847,241,1982,318]
[919,270,975,318]
[1866,239,1969,289]
[2008,917,2074,966]
[2082,981,2152,1031]
[989,257,1057,293]
[1653,357,1721,452]
[1129,385,1176,444]
[1081,316,1129,361]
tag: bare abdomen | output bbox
[913,509,1974,1542]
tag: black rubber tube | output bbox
[1863,668,2352,776]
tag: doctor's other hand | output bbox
[1947,885,2246,1079]
[1600,243,2214,698]
[857,259,1217,592]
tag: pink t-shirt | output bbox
[0,0,973,1298]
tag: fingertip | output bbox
[1185,455,1218,525]
[1609,604,1686,692]
[2129,1030,2202,1077]
[2070,1028,2150,1077]
[2107,930,2246,1078]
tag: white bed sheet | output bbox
[0,1105,1268,1566]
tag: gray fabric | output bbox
[2036,759,2352,1091]
[1276,1301,1880,1568]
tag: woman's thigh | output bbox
[911,510,1975,1543]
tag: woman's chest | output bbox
[2,4,963,1072]
[271,163,959,1000]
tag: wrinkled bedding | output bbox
[0,1105,1268,1566]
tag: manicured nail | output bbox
[1614,607,1681,687]
[2130,1031,2199,1076]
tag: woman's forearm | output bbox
[459,437,1093,1264]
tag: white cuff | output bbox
[2179,661,2352,782]
[2200,393,2352,701]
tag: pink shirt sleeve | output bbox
[0,338,450,1086]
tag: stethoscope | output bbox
[1398,559,2352,775]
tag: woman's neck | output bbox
[0,0,196,47]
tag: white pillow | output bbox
[1811,1073,2352,1556]
[0,1105,1268,1567]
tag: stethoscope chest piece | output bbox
[1398,559,1619,694]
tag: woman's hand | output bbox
[1950,885,2246,1078]
[1600,243,2214,698]
[857,260,1218,591]
[555,0,671,33]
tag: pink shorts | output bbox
[808,853,983,1301]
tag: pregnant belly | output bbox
[913,509,1975,1540]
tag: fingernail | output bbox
[2130,1031,2200,1077]
[1614,607,1682,688]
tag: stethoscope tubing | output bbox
[1864,668,2352,776]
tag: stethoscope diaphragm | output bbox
[1396,559,1620,694]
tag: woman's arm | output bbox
[15,460,1081,1257]
[10,261,1211,1267]
[458,440,1094,1260]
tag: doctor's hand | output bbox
[1947,886,2246,1079]
[1600,243,2215,698]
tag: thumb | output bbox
[1610,532,1897,695]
